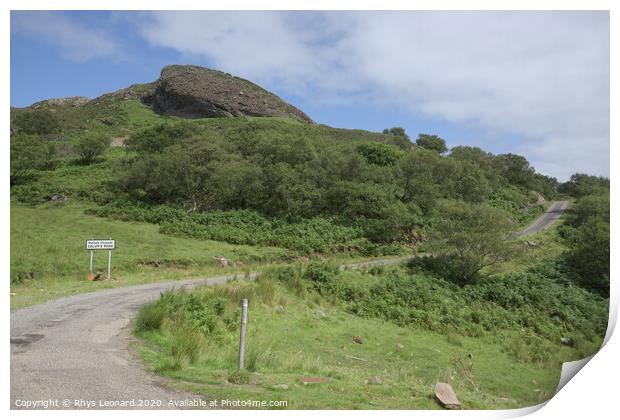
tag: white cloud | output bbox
[11,11,118,61]
[136,11,609,180]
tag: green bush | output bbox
[303,261,340,294]
[12,110,60,135]
[291,264,607,346]
[125,123,190,153]
[74,133,110,164]
[168,321,205,365]
[10,133,55,185]
[415,134,447,153]
[356,142,404,166]
[424,201,517,284]
[134,300,166,332]
[560,193,610,296]
[91,202,367,255]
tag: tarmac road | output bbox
[10,274,252,409]
[11,203,567,410]
[516,200,569,238]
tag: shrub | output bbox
[125,123,190,153]
[74,133,110,164]
[168,322,205,365]
[303,261,340,294]
[271,266,306,296]
[10,133,55,185]
[356,142,404,166]
[227,369,251,384]
[415,133,447,153]
[561,193,609,296]
[563,219,609,295]
[134,301,166,332]
[425,201,517,284]
[12,110,60,135]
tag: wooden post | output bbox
[238,298,248,369]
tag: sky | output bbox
[10,10,610,181]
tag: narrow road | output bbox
[11,203,567,409]
[516,200,569,238]
[10,258,412,410]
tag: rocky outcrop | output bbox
[23,64,313,124]
[30,96,90,109]
[149,65,313,123]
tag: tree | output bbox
[424,201,517,284]
[397,148,441,212]
[496,153,536,189]
[74,133,110,164]
[12,110,60,135]
[383,127,408,138]
[567,193,609,226]
[559,173,610,198]
[356,142,404,166]
[439,158,490,202]
[449,145,503,189]
[563,218,609,296]
[560,193,609,296]
[382,127,412,150]
[10,133,55,185]
[415,134,448,154]
[125,123,189,153]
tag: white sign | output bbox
[86,239,116,250]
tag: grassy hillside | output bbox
[10,201,289,309]
[134,251,606,409]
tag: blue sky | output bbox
[10,11,609,180]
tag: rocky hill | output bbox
[147,65,313,123]
[22,64,313,124]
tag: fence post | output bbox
[238,298,248,369]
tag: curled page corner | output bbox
[555,355,595,395]
[510,297,616,416]
[550,296,616,398]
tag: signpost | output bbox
[86,239,115,280]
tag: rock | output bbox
[214,256,229,267]
[150,65,313,123]
[272,384,289,390]
[31,96,90,109]
[352,336,363,344]
[396,342,404,349]
[435,382,461,410]
[314,309,326,319]
[300,377,329,385]
[561,337,574,346]
[533,191,546,205]
[526,240,538,247]
[48,194,68,202]
[367,376,382,385]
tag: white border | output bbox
[3,1,616,419]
